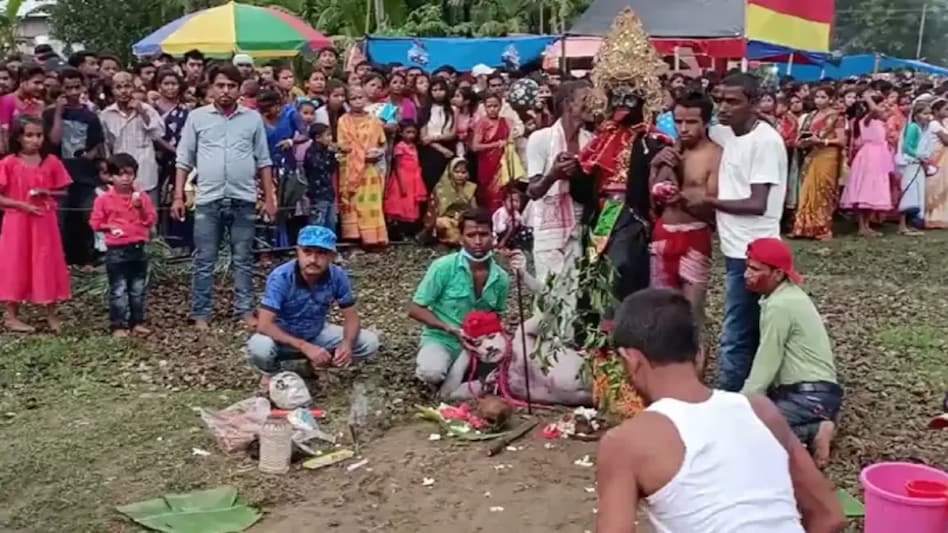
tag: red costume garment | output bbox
[578,121,645,201]
[650,219,713,289]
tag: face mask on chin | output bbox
[460,248,493,263]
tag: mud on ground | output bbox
[1,231,946,532]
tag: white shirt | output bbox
[523,121,592,252]
[710,122,787,258]
[919,120,944,158]
[645,391,804,533]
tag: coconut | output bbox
[476,396,512,428]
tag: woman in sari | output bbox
[781,94,806,215]
[791,87,845,240]
[923,99,948,228]
[472,94,522,212]
[896,99,932,235]
[337,86,389,246]
[153,68,191,248]
[421,157,477,246]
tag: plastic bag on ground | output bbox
[269,371,312,410]
[199,398,271,454]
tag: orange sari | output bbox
[791,110,841,239]
[337,112,388,245]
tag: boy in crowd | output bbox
[44,66,105,270]
[89,153,157,337]
[303,123,338,229]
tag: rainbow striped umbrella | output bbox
[133,1,332,58]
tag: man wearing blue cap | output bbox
[247,226,379,384]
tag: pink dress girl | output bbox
[0,154,72,306]
[840,117,894,213]
[839,114,895,237]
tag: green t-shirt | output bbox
[412,252,509,358]
[742,282,838,395]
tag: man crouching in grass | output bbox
[741,237,842,467]
[246,225,379,389]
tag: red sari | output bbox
[474,116,510,212]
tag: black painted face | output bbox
[608,85,646,123]
[609,85,643,110]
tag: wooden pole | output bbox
[786,53,793,76]
[559,34,567,74]
[916,2,928,59]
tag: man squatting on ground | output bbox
[247,225,379,387]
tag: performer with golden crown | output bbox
[531,9,672,422]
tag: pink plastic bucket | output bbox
[860,462,948,533]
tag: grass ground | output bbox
[1,229,946,532]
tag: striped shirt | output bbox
[100,103,165,191]
[175,104,272,205]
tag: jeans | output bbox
[246,324,379,374]
[60,183,98,266]
[191,199,256,320]
[415,342,455,385]
[770,383,843,448]
[718,257,760,391]
[309,200,337,230]
[105,243,149,330]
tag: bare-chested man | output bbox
[649,91,720,324]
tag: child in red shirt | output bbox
[89,153,157,337]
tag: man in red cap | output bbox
[741,237,841,466]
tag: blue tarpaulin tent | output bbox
[364,35,556,72]
[783,54,948,81]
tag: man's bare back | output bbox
[663,138,720,225]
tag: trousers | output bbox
[246,324,379,374]
[105,243,149,330]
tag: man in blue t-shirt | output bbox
[247,226,379,385]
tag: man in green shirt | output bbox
[409,208,510,389]
[742,237,842,466]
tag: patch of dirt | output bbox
[252,422,636,533]
[3,231,947,532]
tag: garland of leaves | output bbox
[532,243,620,390]
[530,234,646,425]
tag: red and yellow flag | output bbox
[745,0,834,52]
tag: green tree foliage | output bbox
[834,0,948,64]
[50,0,189,61]
[0,0,24,51]
[50,0,591,57]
